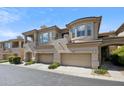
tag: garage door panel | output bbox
[38,54,53,64]
[61,53,91,67]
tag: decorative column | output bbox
[10,41,12,48]
[19,41,22,48]
[31,52,38,62]
[24,36,27,43]
[34,31,37,45]
[91,52,100,69]
[98,46,102,65]
[24,52,27,62]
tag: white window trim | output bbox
[70,22,93,39]
[86,23,93,36]
[39,32,53,44]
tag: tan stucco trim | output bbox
[66,16,102,30]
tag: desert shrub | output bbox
[94,67,108,75]
[8,56,21,64]
[13,57,21,64]
[8,56,14,64]
[11,53,18,57]
[25,60,35,65]
[48,62,60,69]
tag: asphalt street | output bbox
[0,64,124,86]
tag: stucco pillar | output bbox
[1,43,3,48]
[32,52,38,62]
[24,52,27,61]
[24,36,27,43]
[53,53,61,63]
[10,41,12,48]
[34,31,37,45]
[98,46,102,65]
[19,41,22,48]
[91,53,100,69]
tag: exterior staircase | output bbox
[24,37,70,53]
[24,42,36,52]
[51,38,70,53]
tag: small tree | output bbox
[110,46,124,66]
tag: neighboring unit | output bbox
[0,37,24,60]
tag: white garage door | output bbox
[38,53,53,64]
[61,53,91,67]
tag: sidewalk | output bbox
[2,62,124,82]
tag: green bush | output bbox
[25,60,35,65]
[13,57,21,64]
[8,56,21,64]
[110,46,124,66]
[12,53,18,57]
[48,62,60,69]
[94,67,108,75]
[8,56,14,64]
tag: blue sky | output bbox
[0,7,124,41]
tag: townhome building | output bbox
[0,16,121,68]
[22,16,124,68]
[0,36,24,60]
[22,16,102,68]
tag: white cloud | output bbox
[0,8,24,40]
[0,29,20,39]
[0,8,21,24]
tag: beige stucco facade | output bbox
[22,17,102,68]
[0,38,24,60]
[0,16,124,69]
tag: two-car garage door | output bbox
[61,53,91,68]
[38,53,91,68]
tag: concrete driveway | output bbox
[0,64,124,86]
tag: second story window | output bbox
[71,29,76,38]
[70,23,93,38]
[87,23,93,36]
[42,32,49,43]
[40,32,53,44]
[4,42,11,48]
[77,25,86,37]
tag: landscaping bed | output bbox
[48,62,60,69]
[8,56,22,64]
[24,61,35,65]
[92,66,111,77]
